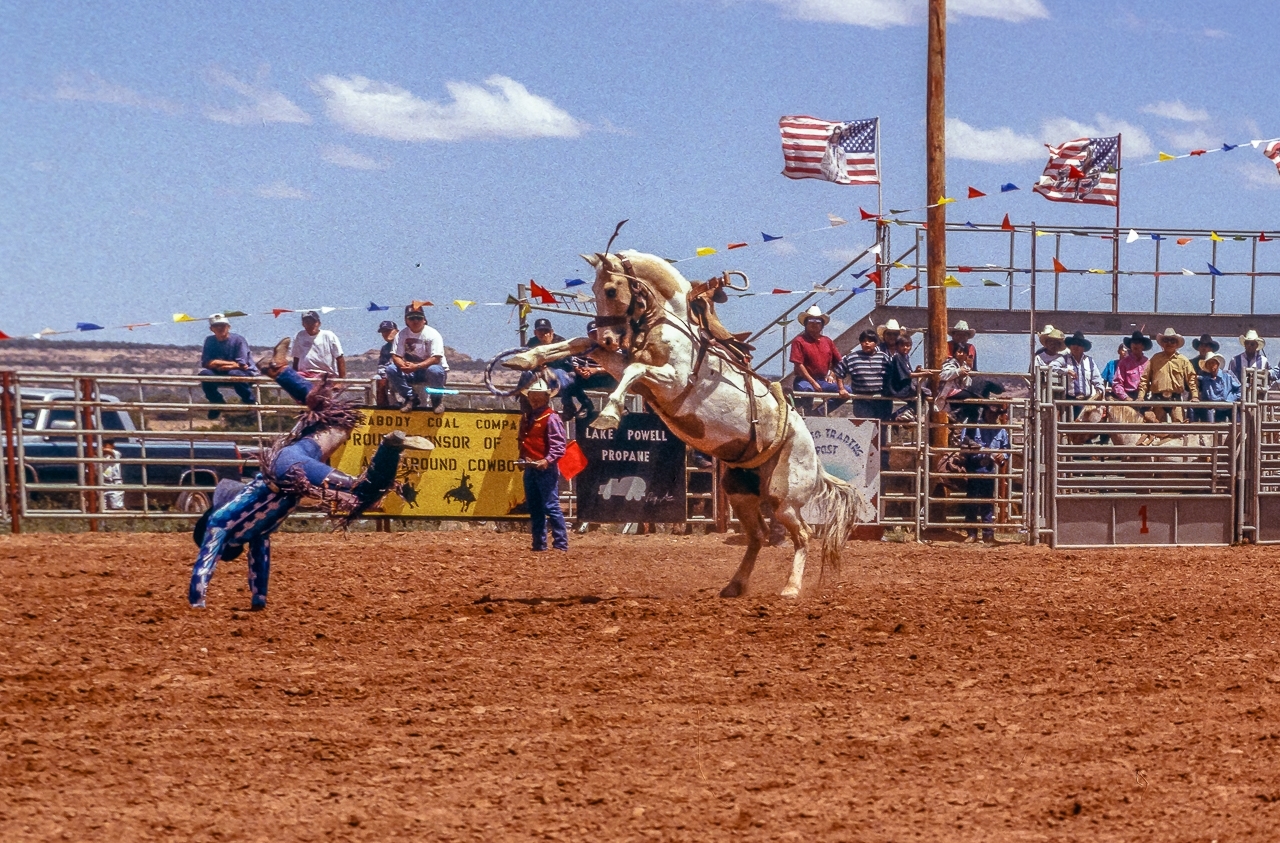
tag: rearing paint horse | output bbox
[504,249,864,598]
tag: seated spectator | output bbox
[1230,330,1268,384]
[1190,333,1219,377]
[935,343,975,419]
[387,305,449,413]
[292,311,346,378]
[526,317,581,419]
[883,333,926,413]
[1138,328,1198,422]
[562,319,616,422]
[947,320,978,370]
[789,306,849,414]
[961,402,1009,543]
[1194,353,1240,422]
[1032,325,1066,370]
[198,313,258,420]
[374,320,398,408]
[840,329,891,420]
[1051,331,1104,417]
[1111,330,1151,400]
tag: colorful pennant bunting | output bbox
[367,302,388,311]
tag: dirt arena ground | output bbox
[3,530,1280,841]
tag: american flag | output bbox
[1264,140,1280,176]
[1032,135,1120,206]
[779,116,879,185]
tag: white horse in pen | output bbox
[505,249,864,598]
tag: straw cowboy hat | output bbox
[1205,352,1227,369]
[1123,330,1153,350]
[1064,331,1092,351]
[876,317,906,339]
[1191,333,1220,352]
[1156,328,1184,348]
[797,305,830,326]
[1240,329,1266,349]
[518,373,560,398]
[949,320,975,341]
[1037,324,1064,341]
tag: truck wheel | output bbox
[176,489,211,514]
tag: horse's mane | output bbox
[613,250,691,302]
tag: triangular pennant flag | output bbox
[983,279,1002,287]
[902,282,919,291]
[964,221,976,228]
[1189,149,1207,157]
[762,232,782,242]
[849,287,862,295]
[173,313,197,322]
[827,214,847,227]
[727,242,748,250]
[1222,143,1238,151]
[936,196,955,205]
[411,299,434,309]
[868,244,882,255]
[222,310,248,318]
[892,261,909,269]
[1251,139,1265,148]
[956,266,973,273]
[123,323,151,331]
[695,247,717,256]
[942,275,962,287]
[889,208,910,215]
[859,207,877,220]
[272,308,294,318]
[1087,268,1108,274]
[1000,183,1019,192]
[1176,237,1194,246]
[771,288,792,294]
[528,281,556,304]
[558,440,588,481]
[1233,236,1248,241]
[851,269,868,279]
[0,329,10,340]
[1210,231,1224,242]
[454,300,475,311]
[505,294,521,306]
[519,303,532,319]
[1001,214,1014,232]
[319,306,336,314]
[1151,234,1165,241]
[866,270,882,286]
[564,278,586,287]
[1157,152,1177,161]
[1182,268,1196,275]
[1207,263,1224,276]
[1035,230,1052,237]
[38,327,58,336]
[967,186,986,199]
[1068,165,1086,179]
[1260,232,1272,242]
[75,322,104,331]
[367,302,389,311]
[1126,229,1140,243]
[575,293,592,303]
[1052,257,1068,273]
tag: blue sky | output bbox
[3,0,1278,368]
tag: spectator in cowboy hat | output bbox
[1111,330,1152,400]
[1051,331,1104,417]
[1194,353,1240,423]
[1032,325,1067,370]
[876,318,908,354]
[789,305,849,413]
[1190,333,1220,377]
[947,320,978,370]
[1229,329,1268,383]
[1138,328,1199,422]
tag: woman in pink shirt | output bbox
[1111,330,1152,399]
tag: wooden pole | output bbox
[926,0,948,448]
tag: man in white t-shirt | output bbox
[292,311,346,378]
[387,304,450,413]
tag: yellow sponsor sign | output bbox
[330,409,527,519]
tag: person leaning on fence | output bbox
[789,305,849,413]
[883,332,928,419]
[840,329,892,420]
[876,318,905,355]
[1230,330,1269,385]
[1190,333,1220,377]
[517,377,569,552]
[935,343,975,420]
[1100,341,1127,392]
[1110,330,1152,400]
[292,310,346,379]
[1194,353,1240,423]
[1032,325,1067,371]
[1051,331,1105,418]
[947,320,978,370]
[1137,328,1199,422]
[960,401,1010,544]
[387,304,449,413]
[198,313,259,419]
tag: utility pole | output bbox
[926,0,947,375]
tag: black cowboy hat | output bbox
[1123,330,1153,350]
[1065,331,1092,351]
[1191,333,1220,352]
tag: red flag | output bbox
[411,299,434,309]
[866,270,882,287]
[1052,257,1068,273]
[859,207,877,220]
[967,186,986,199]
[272,308,293,318]
[957,266,973,273]
[771,288,792,294]
[1176,237,1193,245]
[0,329,10,340]
[1261,232,1272,242]
[1001,213,1014,232]
[529,281,556,304]
[727,242,748,249]
[1189,149,1207,156]
[558,440,588,481]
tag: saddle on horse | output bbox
[687,274,755,367]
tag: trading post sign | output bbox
[801,417,879,524]
[330,409,526,519]
[576,413,686,523]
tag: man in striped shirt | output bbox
[840,329,892,420]
[1051,331,1104,418]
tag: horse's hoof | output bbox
[719,581,744,598]
[589,412,620,430]
[501,352,537,371]
[779,585,800,599]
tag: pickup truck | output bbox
[13,388,246,513]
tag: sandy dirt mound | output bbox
[2,531,1280,840]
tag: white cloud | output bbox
[253,180,312,200]
[53,72,183,114]
[1160,126,1221,151]
[1203,28,1228,39]
[1041,114,1154,157]
[1140,100,1209,122]
[768,240,799,256]
[739,0,1047,28]
[1239,161,1280,190]
[320,144,387,170]
[946,117,1045,162]
[313,74,585,142]
[203,67,310,126]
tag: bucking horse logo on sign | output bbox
[443,473,476,513]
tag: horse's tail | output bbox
[814,471,869,575]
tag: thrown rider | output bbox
[188,338,432,610]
